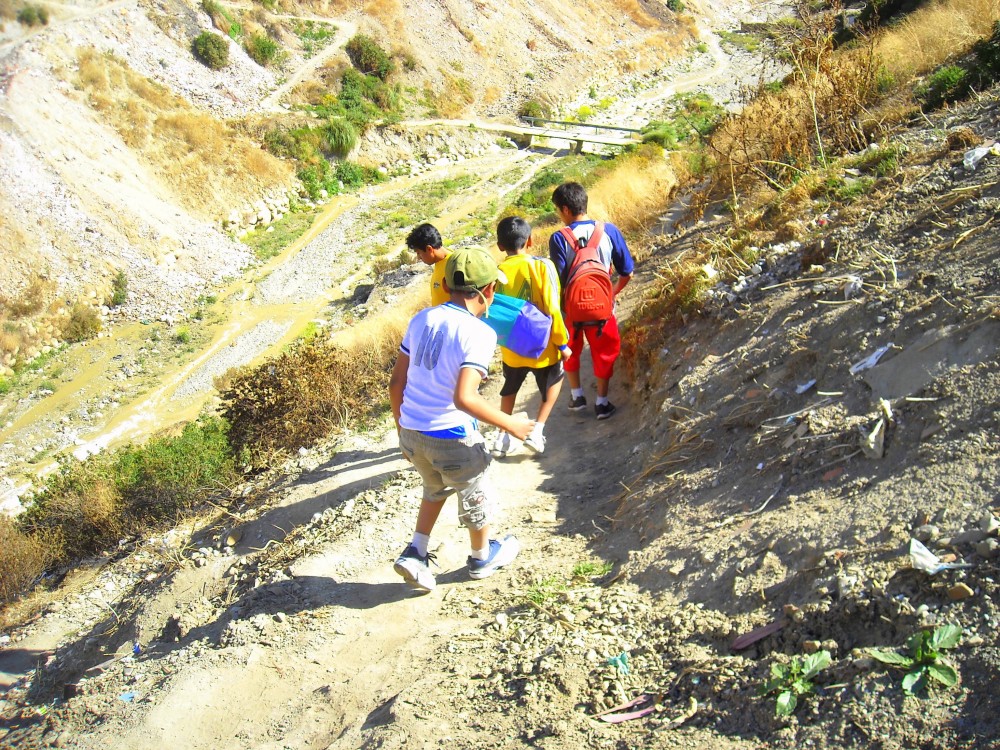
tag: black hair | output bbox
[406,223,442,250]
[496,216,532,254]
[551,182,588,216]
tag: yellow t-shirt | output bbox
[496,253,569,368]
[429,253,452,306]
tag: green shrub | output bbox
[345,34,394,80]
[519,99,550,120]
[0,377,11,395]
[20,417,237,561]
[918,65,968,109]
[666,0,685,11]
[244,32,279,66]
[110,270,128,307]
[63,303,101,342]
[16,3,48,25]
[174,326,192,344]
[193,31,230,70]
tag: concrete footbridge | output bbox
[399,116,644,153]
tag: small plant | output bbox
[16,3,49,26]
[345,34,394,80]
[245,32,279,66]
[63,303,101,342]
[523,576,566,605]
[174,326,192,344]
[760,650,831,716]
[193,31,229,70]
[870,624,962,694]
[110,270,128,307]
[572,560,614,579]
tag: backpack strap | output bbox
[559,222,606,274]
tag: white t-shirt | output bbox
[399,303,497,432]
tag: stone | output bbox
[947,583,975,600]
[914,524,939,542]
[975,538,999,559]
[980,513,999,535]
[802,640,821,654]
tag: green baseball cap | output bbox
[445,247,507,292]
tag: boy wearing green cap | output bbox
[389,247,534,592]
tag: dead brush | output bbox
[613,427,711,526]
[0,516,58,607]
[0,275,55,318]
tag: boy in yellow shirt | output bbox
[491,216,570,456]
[407,223,451,306]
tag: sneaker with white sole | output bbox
[595,401,617,420]
[467,535,521,580]
[491,431,521,457]
[523,429,545,454]
[567,395,588,411]
[393,545,436,592]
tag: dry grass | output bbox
[610,0,658,29]
[220,301,415,468]
[0,275,54,318]
[0,517,56,607]
[589,144,679,233]
[877,0,1000,80]
[74,48,291,217]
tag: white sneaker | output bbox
[491,432,521,457]
[393,545,436,592]
[523,428,545,454]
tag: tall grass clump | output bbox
[62,303,101,342]
[19,417,237,562]
[220,319,405,468]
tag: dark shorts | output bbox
[499,361,565,400]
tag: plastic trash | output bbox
[849,343,894,375]
[796,379,817,394]
[909,538,972,575]
[843,275,863,300]
[119,691,137,703]
[963,143,1000,171]
[606,651,630,675]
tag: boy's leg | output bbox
[564,325,587,408]
[395,429,452,591]
[495,364,529,456]
[532,362,565,424]
[587,318,621,418]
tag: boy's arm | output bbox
[606,224,634,297]
[388,353,409,431]
[454,367,534,440]
[548,232,570,284]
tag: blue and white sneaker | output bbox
[394,545,436,592]
[467,535,521,580]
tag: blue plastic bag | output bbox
[484,293,552,359]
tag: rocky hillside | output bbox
[0,0,691,367]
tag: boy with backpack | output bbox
[548,182,634,420]
[388,246,534,592]
[490,216,571,457]
[406,223,451,306]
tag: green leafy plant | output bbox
[110,269,128,307]
[760,650,831,716]
[16,3,49,25]
[193,31,229,70]
[244,32,279,67]
[523,576,566,605]
[572,560,613,579]
[870,625,961,694]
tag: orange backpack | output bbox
[559,222,614,327]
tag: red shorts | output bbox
[564,317,620,380]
